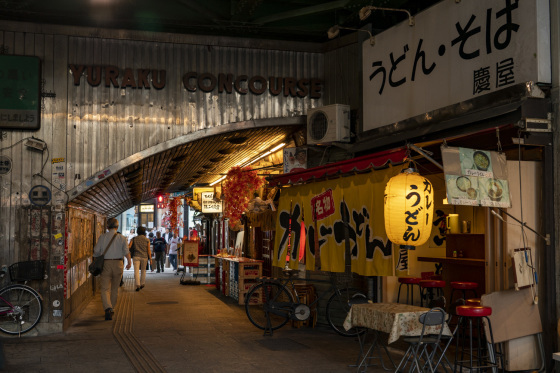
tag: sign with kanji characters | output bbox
[201,192,222,213]
[310,189,335,221]
[0,155,12,175]
[0,55,41,130]
[363,0,550,131]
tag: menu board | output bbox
[182,240,199,267]
[442,146,511,208]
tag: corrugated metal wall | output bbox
[0,24,325,258]
[0,22,361,332]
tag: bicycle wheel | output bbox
[0,284,43,335]
[245,282,294,331]
[326,287,367,337]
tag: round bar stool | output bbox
[465,298,481,306]
[396,277,421,305]
[455,305,502,372]
[419,280,445,307]
[449,282,478,309]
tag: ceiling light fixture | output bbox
[327,25,375,45]
[359,6,415,26]
[209,175,226,187]
[241,142,287,167]
[207,143,287,186]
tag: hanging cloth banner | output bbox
[273,166,405,276]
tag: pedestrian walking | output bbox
[92,218,131,320]
[152,231,167,273]
[168,232,181,273]
[129,226,151,291]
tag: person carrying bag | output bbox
[92,218,131,320]
[89,233,118,276]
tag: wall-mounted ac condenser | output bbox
[306,104,351,145]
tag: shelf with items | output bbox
[183,255,215,284]
[214,256,263,304]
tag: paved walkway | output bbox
[0,270,399,372]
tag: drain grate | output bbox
[257,338,310,351]
[146,301,179,305]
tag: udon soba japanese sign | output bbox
[442,146,511,208]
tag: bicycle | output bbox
[0,261,44,335]
[245,268,368,337]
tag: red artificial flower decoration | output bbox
[162,196,183,234]
[222,166,263,226]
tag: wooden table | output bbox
[343,302,452,371]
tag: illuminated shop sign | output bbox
[140,204,154,213]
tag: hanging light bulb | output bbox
[384,165,433,246]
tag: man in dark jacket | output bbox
[152,231,167,273]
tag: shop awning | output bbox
[268,147,407,186]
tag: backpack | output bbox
[154,238,166,252]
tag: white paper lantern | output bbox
[384,168,434,246]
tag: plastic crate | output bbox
[9,260,46,282]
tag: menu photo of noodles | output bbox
[459,148,493,178]
[445,174,480,206]
[479,178,511,208]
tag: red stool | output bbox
[455,305,502,372]
[465,298,481,306]
[396,277,421,305]
[449,282,478,310]
[419,280,445,307]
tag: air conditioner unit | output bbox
[306,104,351,145]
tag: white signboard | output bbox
[363,0,550,131]
[201,192,222,213]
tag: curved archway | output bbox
[68,117,304,216]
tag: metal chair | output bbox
[395,307,448,373]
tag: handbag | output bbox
[129,239,136,258]
[89,233,118,276]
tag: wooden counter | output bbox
[418,233,487,302]
[417,256,485,266]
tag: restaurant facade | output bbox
[0,0,559,370]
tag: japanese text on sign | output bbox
[367,1,519,96]
[310,189,335,221]
[201,192,222,213]
[362,0,549,131]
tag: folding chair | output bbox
[394,307,447,373]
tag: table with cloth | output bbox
[343,302,452,371]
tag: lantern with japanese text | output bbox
[384,167,433,247]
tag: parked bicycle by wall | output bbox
[0,261,44,336]
[245,268,368,336]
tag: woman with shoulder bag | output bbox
[129,226,152,291]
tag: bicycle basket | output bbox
[9,260,46,282]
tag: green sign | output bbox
[0,55,41,130]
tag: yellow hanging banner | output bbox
[273,166,407,276]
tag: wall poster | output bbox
[442,146,511,208]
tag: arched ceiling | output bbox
[68,120,304,217]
